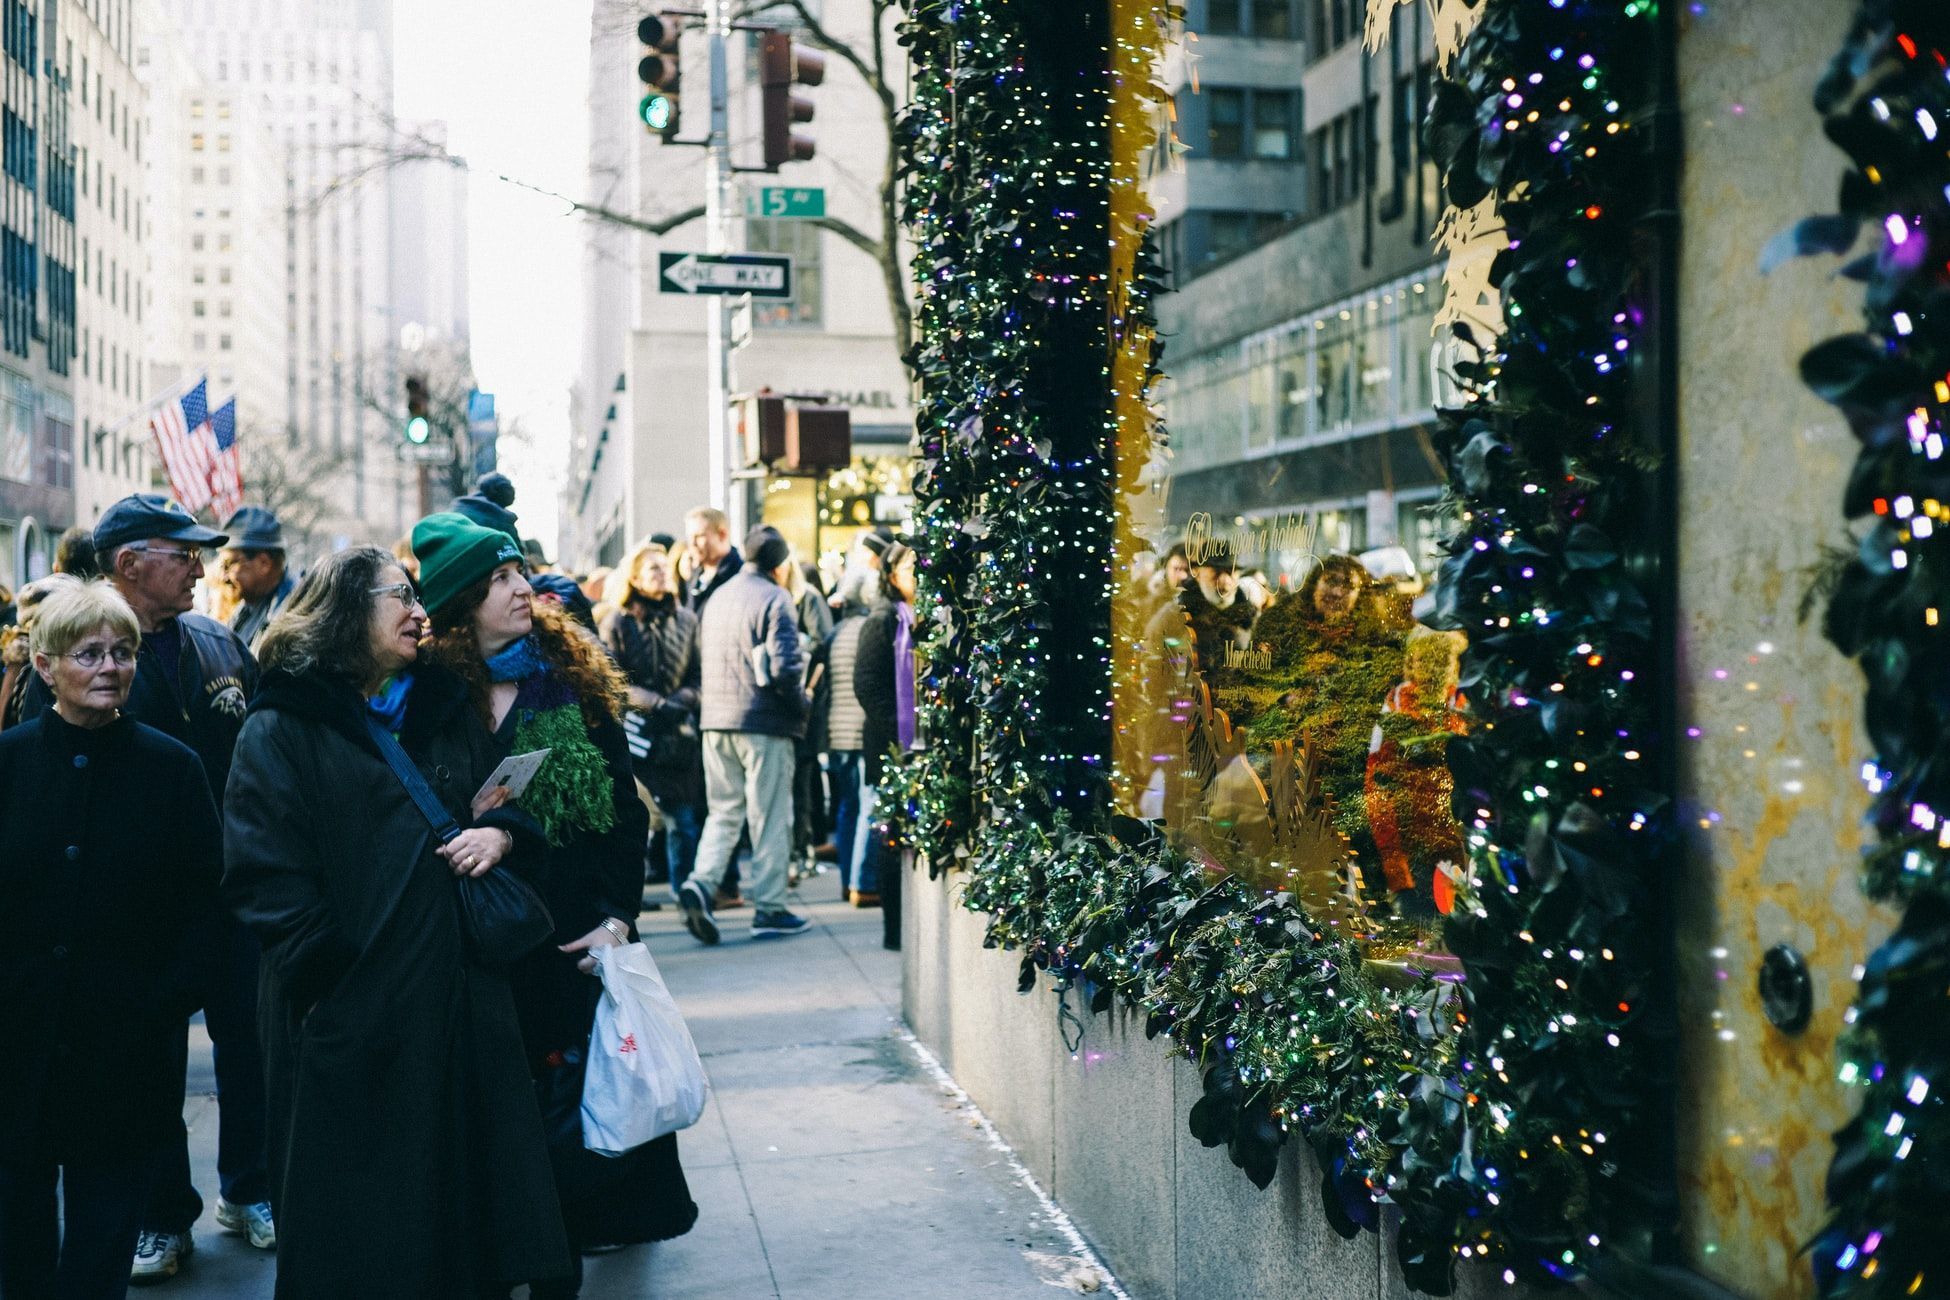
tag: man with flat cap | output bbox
[218,506,294,653]
[23,494,273,1282]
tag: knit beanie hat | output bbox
[744,524,791,576]
[413,512,524,617]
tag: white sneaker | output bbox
[216,1198,277,1250]
[130,1229,193,1283]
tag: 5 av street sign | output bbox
[658,252,794,299]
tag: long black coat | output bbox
[854,595,910,784]
[0,712,219,1164]
[222,666,571,1298]
[439,662,698,1249]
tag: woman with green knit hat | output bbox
[410,512,697,1287]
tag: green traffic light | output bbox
[640,93,675,132]
[406,416,430,445]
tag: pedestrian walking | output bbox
[679,506,743,614]
[788,558,834,882]
[20,494,272,1283]
[854,542,919,950]
[600,542,706,898]
[219,506,295,653]
[824,590,873,903]
[417,517,696,1292]
[224,541,572,1298]
[0,581,221,1300]
[1,575,80,731]
[676,524,810,944]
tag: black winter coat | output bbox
[0,712,220,1164]
[601,595,704,808]
[223,665,571,1298]
[855,596,910,784]
[22,611,256,803]
[454,661,695,1248]
[681,545,743,615]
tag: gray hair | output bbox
[257,544,401,688]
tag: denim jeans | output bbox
[0,1155,151,1298]
[850,784,880,895]
[827,751,864,893]
[690,732,796,913]
[663,800,706,894]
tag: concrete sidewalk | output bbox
[174,873,1116,1298]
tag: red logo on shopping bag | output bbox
[618,1033,638,1055]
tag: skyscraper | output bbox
[156,0,405,543]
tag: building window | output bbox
[193,300,205,316]
[746,219,822,328]
[1252,0,1293,37]
[1252,92,1292,159]
[219,334,231,351]
[1203,0,1241,35]
[191,165,204,183]
[1206,88,1244,158]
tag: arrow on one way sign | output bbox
[658,252,794,299]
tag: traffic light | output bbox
[759,29,824,170]
[404,374,430,445]
[638,13,682,140]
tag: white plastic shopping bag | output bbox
[582,942,708,1155]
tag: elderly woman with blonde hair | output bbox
[0,580,220,1298]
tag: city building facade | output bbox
[563,0,912,573]
[0,0,77,588]
[1156,0,1444,585]
[157,0,408,545]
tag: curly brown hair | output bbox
[421,577,629,730]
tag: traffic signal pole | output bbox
[704,0,741,535]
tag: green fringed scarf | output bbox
[490,636,616,847]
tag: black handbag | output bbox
[363,715,556,969]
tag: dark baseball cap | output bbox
[221,505,285,551]
[94,493,228,553]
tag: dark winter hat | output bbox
[744,524,791,576]
[95,492,228,553]
[860,527,895,559]
[648,532,677,552]
[221,505,285,552]
[529,572,595,630]
[522,537,550,569]
[449,491,521,547]
[475,472,516,509]
[412,512,523,617]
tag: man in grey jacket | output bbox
[678,525,811,942]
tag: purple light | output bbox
[1886,214,1911,246]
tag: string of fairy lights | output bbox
[893,0,1674,1292]
[1795,4,1950,1296]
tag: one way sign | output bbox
[658,252,794,299]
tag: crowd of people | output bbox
[0,473,918,1298]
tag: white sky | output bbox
[391,0,595,552]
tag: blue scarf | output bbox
[367,672,414,734]
[486,635,546,684]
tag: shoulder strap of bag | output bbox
[362,714,462,844]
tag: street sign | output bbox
[729,295,754,351]
[658,252,793,299]
[745,186,825,219]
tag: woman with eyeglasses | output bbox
[0,581,221,1299]
[223,541,572,1298]
[413,513,694,1295]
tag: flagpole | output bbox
[104,369,207,442]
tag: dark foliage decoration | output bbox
[1788,5,1950,1296]
[893,0,1673,1292]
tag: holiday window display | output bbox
[891,0,1674,1290]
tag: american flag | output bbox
[207,399,243,521]
[151,378,215,513]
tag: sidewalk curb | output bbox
[897,1027,1130,1300]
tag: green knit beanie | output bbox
[412,512,524,617]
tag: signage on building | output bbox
[745,187,826,219]
[658,252,794,299]
[467,390,498,478]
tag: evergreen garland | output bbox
[1787,4,1950,1295]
